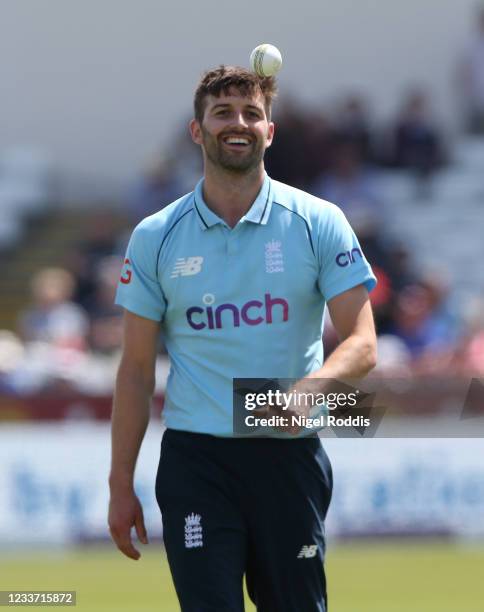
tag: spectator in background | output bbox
[457,5,484,134]
[67,211,121,309]
[128,156,184,224]
[452,298,484,376]
[371,242,419,335]
[388,277,460,365]
[382,243,417,293]
[311,138,385,229]
[383,89,445,194]
[83,256,124,354]
[389,284,438,358]
[332,93,373,162]
[300,108,333,188]
[169,119,204,191]
[0,331,25,393]
[264,97,311,188]
[18,267,88,349]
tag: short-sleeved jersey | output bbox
[116,174,377,436]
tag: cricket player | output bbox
[109,65,377,611]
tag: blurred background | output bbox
[1,1,484,610]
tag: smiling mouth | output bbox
[221,135,252,148]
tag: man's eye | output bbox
[247,111,260,118]
[215,110,229,116]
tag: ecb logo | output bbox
[336,248,363,267]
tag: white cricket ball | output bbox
[250,44,282,77]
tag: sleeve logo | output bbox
[120,258,132,284]
[336,248,362,267]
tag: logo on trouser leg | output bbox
[297,544,318,558]
[184,513,203,548]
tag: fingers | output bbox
[252,403,304,435]
[108,497,149,560]
[252,404,271,418]
[109,524,141,560]
[134,506,149,545]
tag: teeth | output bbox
[225,137,249,145]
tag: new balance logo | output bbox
[297,545,318,559]
[171,256,204,278]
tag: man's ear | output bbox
[190,119,203,145]
[265,121,275,148]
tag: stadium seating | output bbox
[381,141,484,302]
[0,146,54,249]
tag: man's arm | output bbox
[108,310,161,560]
[310,283,377,380]
[281,285,377,428]
[257,284,376,431]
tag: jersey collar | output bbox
[193,173,273,230]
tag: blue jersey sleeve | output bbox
[317,204,377,301]
[115,223,167,321]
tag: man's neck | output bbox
[202,164,266,228]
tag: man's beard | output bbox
[201,126,265,173]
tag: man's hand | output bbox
[108,486,148,560]
[253,381,320,436]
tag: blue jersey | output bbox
[116,174,376,436]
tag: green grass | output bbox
[1,541,484,611]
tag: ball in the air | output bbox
[250,44,282,77]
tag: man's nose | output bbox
[231,112,249,128]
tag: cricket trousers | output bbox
[155,429,333,612]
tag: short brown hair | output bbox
[194,65,277,123]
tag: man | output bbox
[109,65,377,611]
[458,5,484,134]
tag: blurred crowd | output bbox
[2,8,484,396]
[127,87,448,227]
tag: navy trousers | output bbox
[156,429,333,611]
